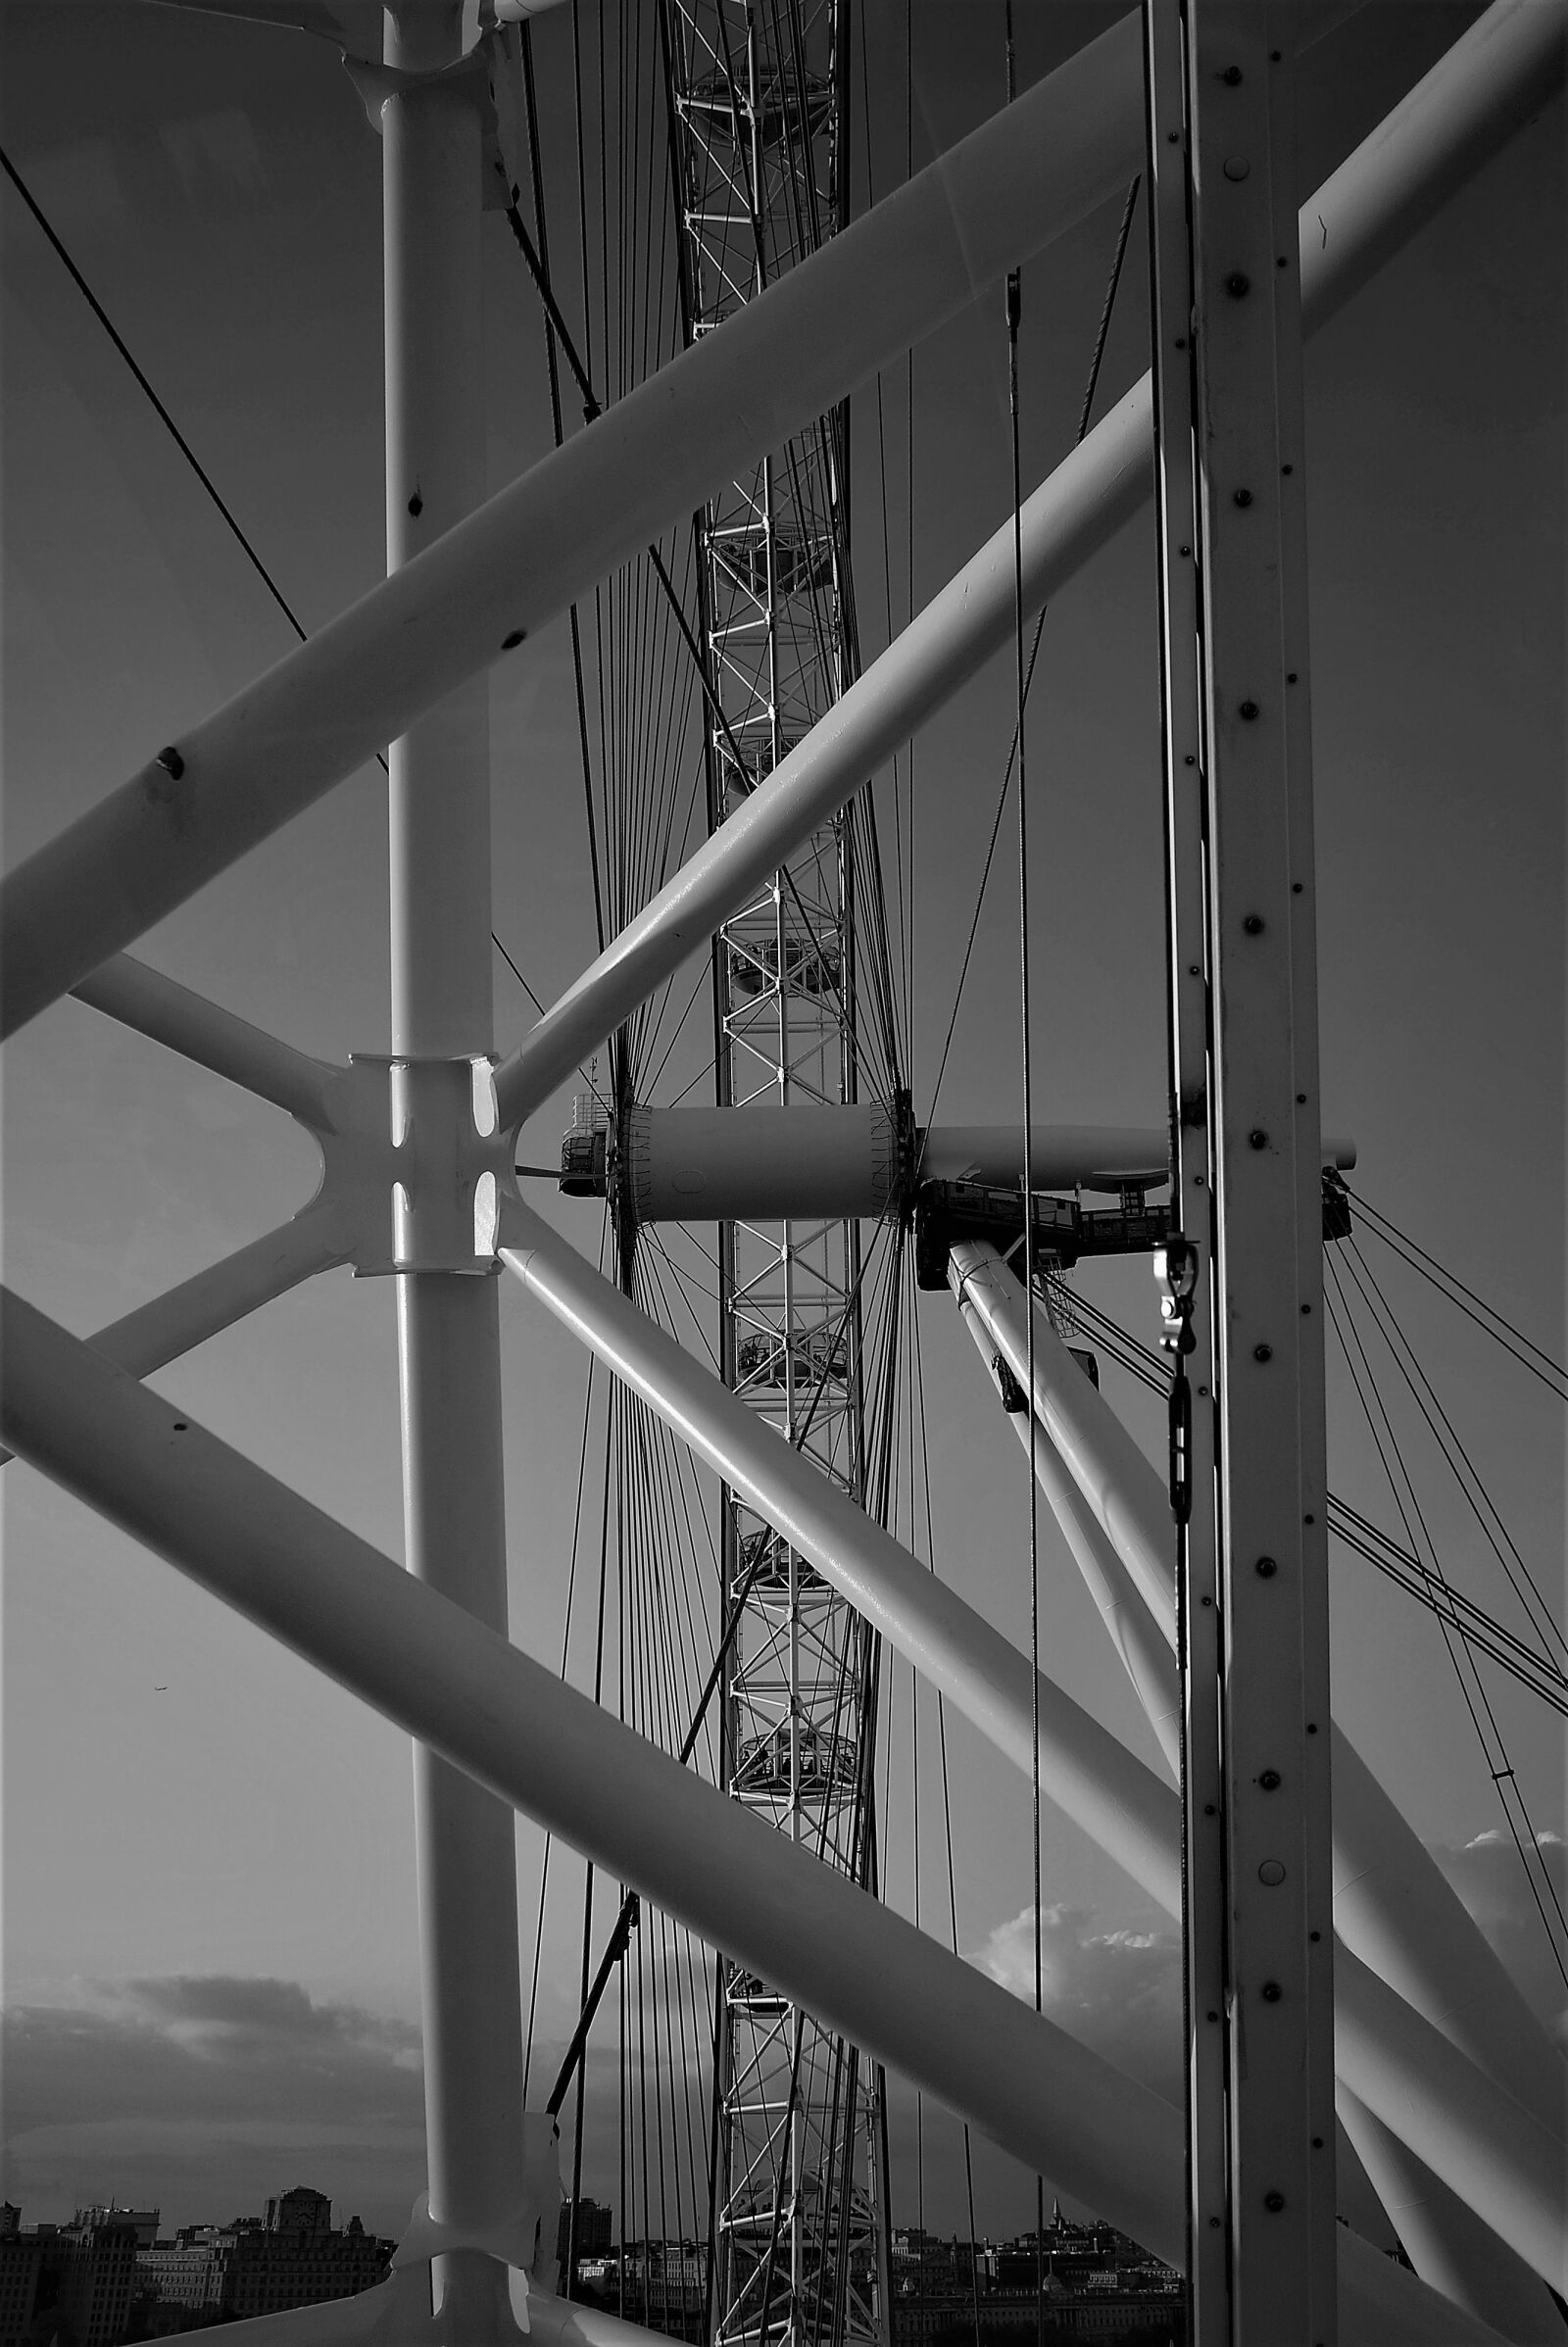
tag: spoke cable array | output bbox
[1043,1247,1567,2006]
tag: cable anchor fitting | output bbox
[1155,1235,1200,1524]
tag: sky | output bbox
[1,0,1564,2255]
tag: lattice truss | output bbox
[664,6,885,2346]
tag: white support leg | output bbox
[955,1245,1567,2325]
[492,0,1566,1131]
[0,1286,1524,2347]
[0,1209,347,1473]
[1337,2090,1564,2345]
[0,15,1144,1045]
[72,953,339,1125]
[3,4,1557,1052]
[955,1295,1181,1780]
[381,12,526,2334]
[954,1235,1568,2159]
[501,1201,1182,1913]
[502,1202,1568,2268]
[69,1211,341,1382]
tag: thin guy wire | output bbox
[1325,1264,1568,1987]
[1,138,579,1059]
[926,171,1142,1128]
[1346,1184,1568,1399]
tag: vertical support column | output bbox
[384,8,528,2334]
[1148,9,1337,2342]
[1144,12,1229,2338]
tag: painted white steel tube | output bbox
[1338,2087,1564,2344]
[87,1208,344,1380]
[381,18,527,2327]
[1336,1954,1566,2294]
[1327,1938,1568,2287]
[499,1198,1183,1914]
[921,1123,1354,1190]
[491,0,1567,1131]
[0,1288,1516,2347]
[7,1,1556,1060]
[0,1208,347,1474]
[0,14,1144,1044]
[0,1281,1182,2270]
[958,1238,1568,2149]
[504,1203,1568,2243]
[72,954,338,1128]
[1336,2233,1511,2347]
[1329,1730,1568,2144]
[951,1242,1178,1637]
[623,1101,902,1225]
[924,1124,1168,1192]
[956,1296,1182,1781]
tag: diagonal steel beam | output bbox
[8,3,1558,1058]
[951,1247,1567,2311]
[491,0,1566,1130]
[0,1276,1181,2270]
[0,14,1144,1043]
[87,1206,347,1373]
[72,953,340,1126]
[955,1236,1568,2160]
[0,1204,347,1470]
[0,1283,1526,2343]
[953,1293,1182,1780]
[498,1196,1181,1912]
[502,1202,1567,2279]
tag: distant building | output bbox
[223,2194,391,2323]
[122,2190,392,2339]
[556,2199,613,2274]
[890,2216,1180,2347]
[0,2224,40,2347]
[612,2243,707,2343]
[263,2193,330,2243]
[132,2240,229,2323]
[2,2209,146,2347]
[72,2224,158,2261]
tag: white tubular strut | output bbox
[0,1280,1179,2269]
[380,10,528,2333]
[0,11,1145,1044]
[950,1244,1568,2132]
[953,1256,1565,2332]
[956,1296,1182,1781]
[1337,2089,1564,2345]
[0,1207,349,1475]
[949,1241,1177,1625]
[499,1201,1181,1914]
[72,953,340,1126]
[0,1284,1520,2347]
[5,5,1557,1061]
[490,0,1567,1132]
[1336,1958,1565,2297]
[504,1203,1565,2275]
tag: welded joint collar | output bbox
[302,1055,516,1276]
[946,1236,1007,1314]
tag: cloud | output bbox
[122,1975,422,2064]
[1431,1830,1568,2043]
[968,1904,1182,2105]
[1,1979,427,2236]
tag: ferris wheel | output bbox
[2,9,1565,2347]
